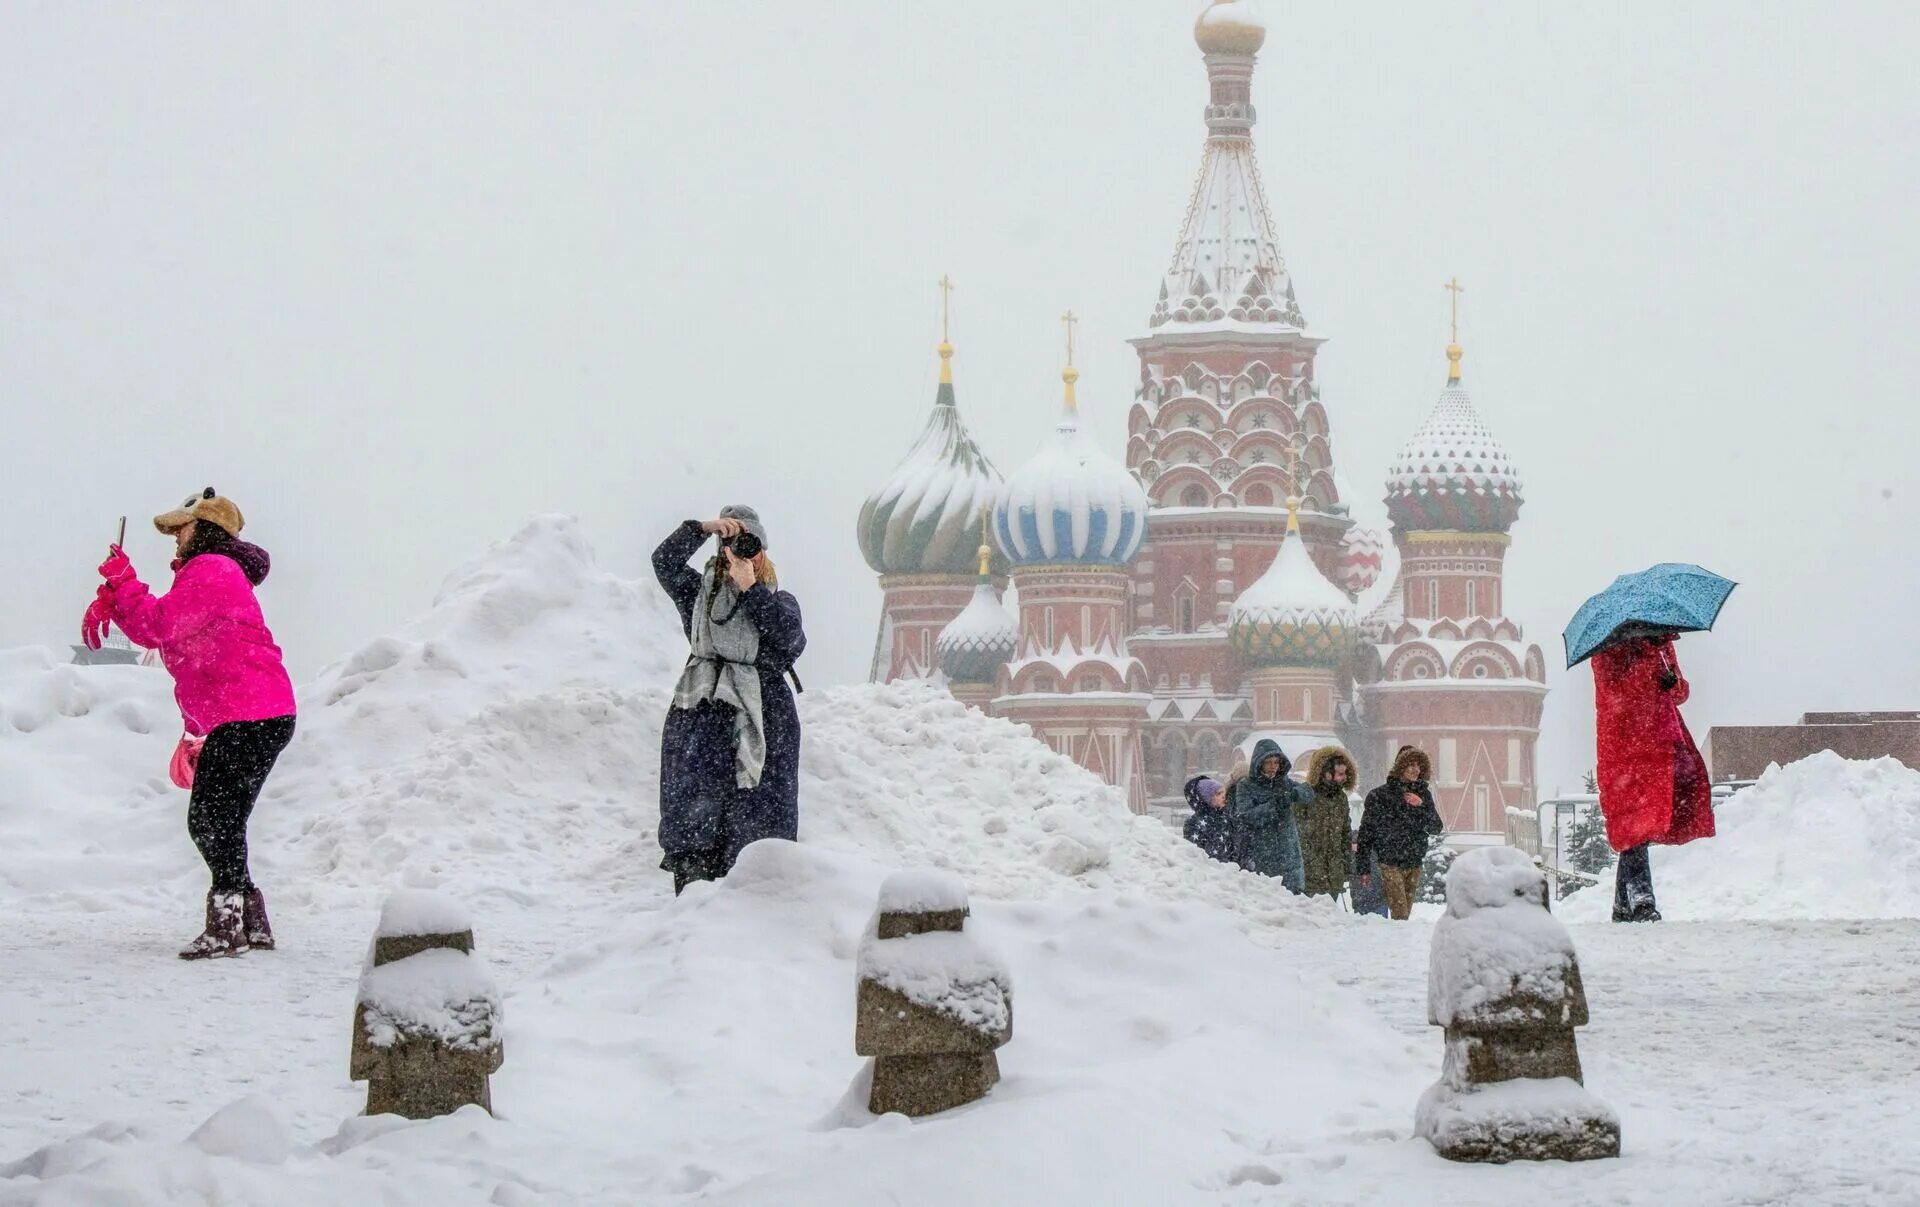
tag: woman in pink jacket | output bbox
[83,489,297,959]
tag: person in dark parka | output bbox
[653,507,806,894]
[1182,774,1236,864]
[1354,746,1444,920]
[1230,739,1307,891]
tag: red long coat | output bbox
[1591,636,1714,852]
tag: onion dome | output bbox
[1383,343,1524,535]
[995,336,1149,568]
[1194,0,1266,55]
[937,517,1018,685]
[1336,524,1386,593]
[1228,503,1357,667]
[858,335,1007,576]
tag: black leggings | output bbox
[188,716,296,893]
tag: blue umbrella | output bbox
[1563,563,1737,669]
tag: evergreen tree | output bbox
[1555,794,1615,897]
[1415,841,1457,905]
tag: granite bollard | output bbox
[1416,846,1620,1163]
[350,889,504,1120]
[855,870,1012,1117]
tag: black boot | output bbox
[242,886,275,950]
[180,891,250,960]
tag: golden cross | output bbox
[938,274,954,343]
[1061,309,1078,367]
[1444,276,1465,345]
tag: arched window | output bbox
[1177,596,1195,633]
[1193,733,1225,779]
[1244,484,1274,507]
[1181,484,1209,508]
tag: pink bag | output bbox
[169,734,206,790]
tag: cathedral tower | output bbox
[1357,288,1549,835]
[991,315,1154,812]
[1126,1,1384,805]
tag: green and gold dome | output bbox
[1227,503,1356,668]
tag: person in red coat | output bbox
[1591,631,1715,921]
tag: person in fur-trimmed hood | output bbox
[82,488,297,959]
[1354,746,1444,920]
[1298,747,1357,901]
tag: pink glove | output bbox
[98,545,133,585]
[81,585,113,650]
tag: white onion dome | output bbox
[1383,347,1524,535]
[994,366,1149,567]
[858,344,1007,576]
[937,580,1018,685]
[1194,0,1266,55]
[1228,511,1357,668]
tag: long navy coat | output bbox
[652,521,806,869]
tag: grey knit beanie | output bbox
[720,504,769,550]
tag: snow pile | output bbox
[254,516,1324,923]
[0,649,180,900]
[375,889,474,938]
[359,949,501,1053]
[1430,847,1576,1027]
[798,681,1324,922]
[857,928,1010,1035]
[875,868,969,915]
[1415,1077,1620,1161]
[1561,752,1920,922]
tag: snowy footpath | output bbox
[4,519,1917,1205]
[4,883,1916,1205]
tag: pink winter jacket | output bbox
[106,547,297,736]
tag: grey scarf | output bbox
[673,561,767,790]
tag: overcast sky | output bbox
[5,2,1917,792]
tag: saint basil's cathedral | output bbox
[856,0,1548,836]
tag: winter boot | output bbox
[242,886,275,951]
[179,891,250,960]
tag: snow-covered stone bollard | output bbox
[855,870,1012,1117]
[1416,846,1621,1163]
[350,890,504,1120]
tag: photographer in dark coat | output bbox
[653,506,806,894]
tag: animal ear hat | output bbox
[154,487,244,537]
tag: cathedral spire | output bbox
[1061,309,1080,415]
[1149,3,1300,332]
[1445,275,1465,384]
[938,274,955,385]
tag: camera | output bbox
[722,531,762,562]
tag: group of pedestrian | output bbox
[1181,738,1444,920]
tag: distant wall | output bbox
[1705,718,1920,781]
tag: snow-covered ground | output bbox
[2,518,1916,1205]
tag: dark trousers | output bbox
[1613,842,1655,918]
[188,716,296,893]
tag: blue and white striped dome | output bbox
[994,371,1149,567]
